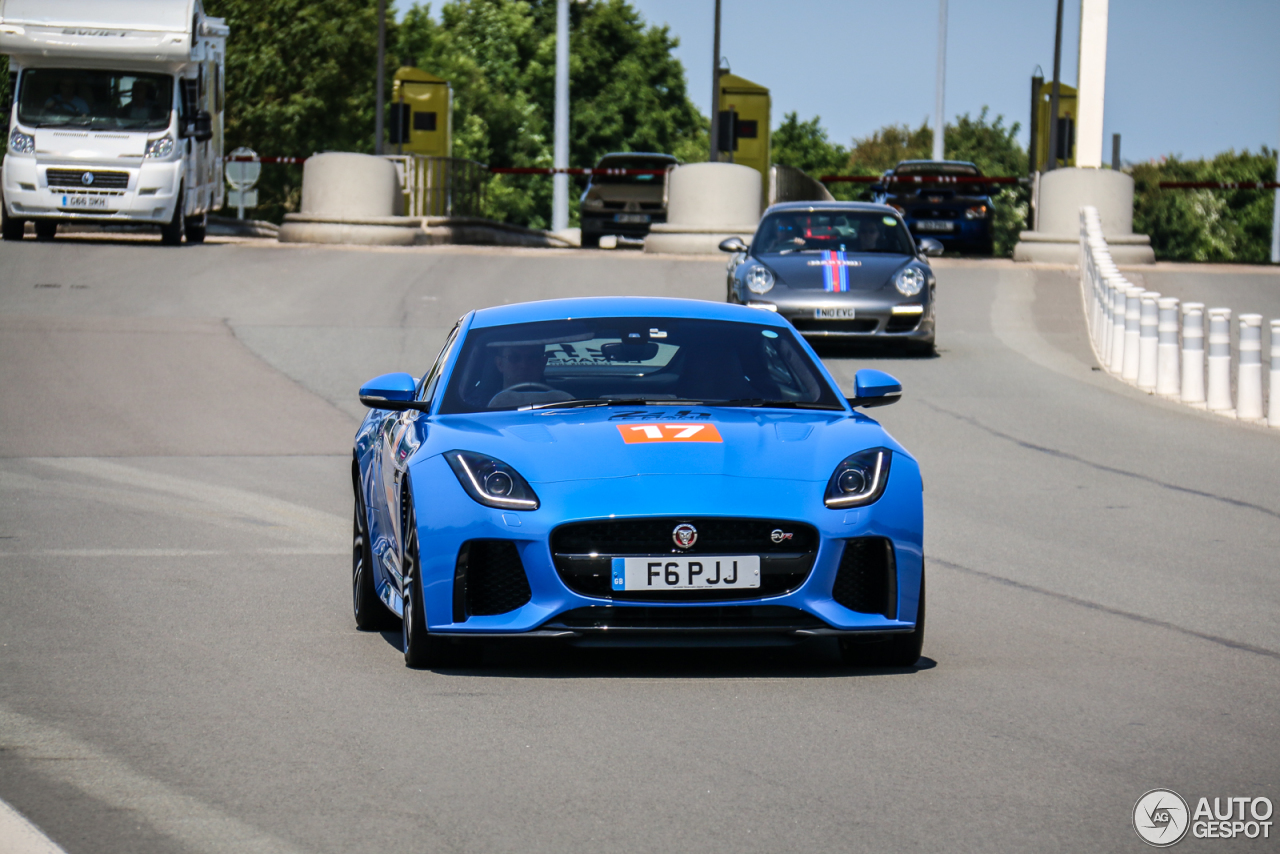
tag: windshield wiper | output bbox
[704,399,841,410]
[524,397,705,411]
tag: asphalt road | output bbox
[0,237,1277,854]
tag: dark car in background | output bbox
[874,160,994,255]
[578,152,677,248]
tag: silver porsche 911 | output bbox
[721,202,941,353]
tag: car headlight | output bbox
[894,266,925,297]
[964,205,988,220]
[744,264,775,294]
[145,135,175,158]
[446,450,540,510]
[8,128,34,155]
[824,448,891,509]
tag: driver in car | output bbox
[857,219,886,252]
[45,77,90,116]
[487,344,572,408]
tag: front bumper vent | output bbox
[453,540,532,620]
[832,537,897,618]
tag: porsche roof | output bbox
[763,201,901,215]
[468,296,792,329]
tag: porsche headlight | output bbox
[8,128,34,155]
[824,448,892,509]
[446,450,540,510]
[894,266,926,297]
[745,264,775,294]
[145,135,175,158]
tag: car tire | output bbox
[160,192,185,246]
[34,220,57,241]
[580,230,600,248]
[401,497,475,668]
[1,206,24,241]
[839,564,926,668]
[353,471,399,632]
[185,213,207,245]
[976,238,994,256]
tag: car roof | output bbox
[892,159,981,171]
[763,200,901,215]
[469,297,792,329]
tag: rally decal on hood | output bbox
[617,423,724,444]
[808,251,855,292]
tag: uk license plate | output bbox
[60,194,110,210]
[815,307,856,319]
[614,213,651,224]
[915,219,953,232]
[612,556,760,591]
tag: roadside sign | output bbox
[225,147,261,191]
[227,189,258,209]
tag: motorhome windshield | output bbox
[18,69,174,132]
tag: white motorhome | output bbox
[0,0,227,244]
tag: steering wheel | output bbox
[502,382,556,393]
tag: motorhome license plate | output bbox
[614,213,651,224]
[611,556,760,591]
[915,220,953,232]
[61,195,109,210]
[815,307,856,319]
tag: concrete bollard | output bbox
[1236,314,1264,421]
[1122,286,1144,383]
[1181,303,1206,407]
[1206,308,1234,415]
[1109,282,1129,374]
[1270,320,1280,428]
[1137,291,1161,391]
[1156,297,1180,397]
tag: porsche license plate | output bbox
[815,307,856,319]
[60,194,110,210]
[612,556,760,591]
[915,219,954,232]
[614,213,651,224]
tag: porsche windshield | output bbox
[18,69,174,131]
[753,211,916,256]
[439,317,844,413]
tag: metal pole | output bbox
[374,0,386,155]
[1272,112,1279,263]
[551,0,569,233]
[709,0,722,161]
[932,0,947,161]
[1029,73,1043,174]
[1111,133,1121,170]
[1046,0,1065,171]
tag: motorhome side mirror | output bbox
[917,237,944,257]
[193,111,213,142]
[846,369,902,408]
[358,372,423,411]
[718,236,748,253]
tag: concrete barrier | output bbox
[1237,314,1264,422]
[1271,320,1280,427]
[1137,291,1160,391]
[1017,168,1154,263]
[1181,303,1206,407]
[644,162,760,255]
[1122,286,1143,382]
[1156,297,1180,397]
[1206,308,1234,416]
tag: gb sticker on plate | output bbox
[617,423,723,444]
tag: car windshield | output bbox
[439,317,844,413]
[753,211,916,255]
[18,69,174,132]
[589,157,675,185]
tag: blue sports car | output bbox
[352,297,925,668]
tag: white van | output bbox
[0,0,227,244]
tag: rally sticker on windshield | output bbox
[617,423,724,444]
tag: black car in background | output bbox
[873,160,994,255]
[578,152,677,248]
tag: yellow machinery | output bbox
[1033,79,1076,170]
[716,72,770,187]
[390,67,451,158]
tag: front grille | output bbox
[46,169,130,189]
[453,540,532,619]
[551,518,819,602]
[601,201,626,210]
[790,318,879,334]
[545,605,826,631]
[832,537,896,617]
[884,314,922,333]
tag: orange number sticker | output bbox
[616,423,724,444]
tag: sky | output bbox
[394,0,1280,164]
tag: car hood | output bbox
[417,407,904,484]
[756,253,912,291]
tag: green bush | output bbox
[1131,150,1277,263]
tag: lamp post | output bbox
[709,0,722,161]
[551,0,570,233]
[374,0,386,155]
[1046,0,1065,171]
[932,0,946,161]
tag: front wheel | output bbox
[839,564,926,668]
[1,207,25,241]
[160,195,185,246]
[353,478,398,631]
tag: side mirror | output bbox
[917,237,944,257]
[718,236,748,253]
[183,111,213,141]
[359,372,422,410]
[846,369,902,408]
[869,184,885,193]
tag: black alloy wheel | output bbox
[401,498,475,668]
[352,471,398,631]
[839,564,926,668]
[34,220,57,241]
[160,191,185,246]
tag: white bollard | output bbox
[1270,320,1280,428]
[1155,297,1180,397]
[1181,302,1206,407]
[1137,291,1161,391]
[1206,307,1234,416]
[1109,282,1129,374]
[1100,277,1117,364]
[1236,314,1264,421]
[1122,287,1144,383]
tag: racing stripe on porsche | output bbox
[822,251,849,293]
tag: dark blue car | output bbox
[874,160,995,255]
